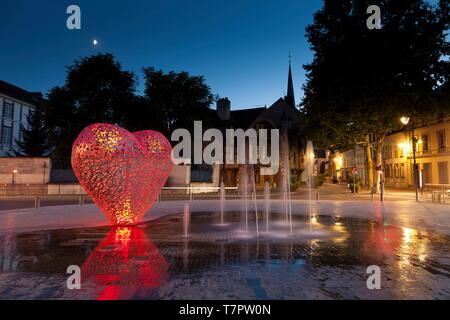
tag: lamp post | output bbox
[12,169,18,185]
[400,117,419,202]
[43,162,47,185]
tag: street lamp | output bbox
[43,162,48,185]
[400,116,419,202]
[12,169,18,185]
[400,117,410,126]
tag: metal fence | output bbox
[0,184,239,209]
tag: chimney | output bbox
[216,97,231,121]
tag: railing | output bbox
[0,184,49,196]
[158,186,239,202]
[424,184,450,203]
[0,184,239,209]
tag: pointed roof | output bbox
[230,107,267,129]
[285,61,295,108]
[0,80,43,106]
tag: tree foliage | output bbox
[45,54,137,167]
[303,0,448,147]
[142,67,215,136]
[302,0,449,188]
[44,54,216,168]
[14,105,50,157]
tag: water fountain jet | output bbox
[264,181,270,233]
[251,165,260,237]
[183,202,190,238]
[215,181,230,227]
[306,141,315,233]
[243,165,249,232]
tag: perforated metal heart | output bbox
[71,123,173,225]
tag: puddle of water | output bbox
[0,212,448,300]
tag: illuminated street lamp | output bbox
[12,169,18,185]
[400,117,410,126]
[400,116,419,202]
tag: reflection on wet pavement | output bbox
[0,212,449,300]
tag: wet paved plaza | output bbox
[0,210,449,300]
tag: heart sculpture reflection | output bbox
[71,123,173,225]
[80,227,169,300]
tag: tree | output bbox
[142,67,215,136]
[14,106,50,157]
[45,54,137,168]
[302,0,449,191]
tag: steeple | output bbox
[286,58,296,108]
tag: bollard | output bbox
[34,197,40,209]
[316,193,320,201]
[79,195,85,206]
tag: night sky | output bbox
[0,0,324,109]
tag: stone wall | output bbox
[0,157,51,184]
[47,184,86,195]
[0,159,218,195]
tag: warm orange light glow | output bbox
[399,141,411,155]
[402,227,414,243]
[400,116,410,125]
[334,156,343,169]
[115,226,132,243]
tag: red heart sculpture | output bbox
[71,123,173,225]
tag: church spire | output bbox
[286,57,296,108]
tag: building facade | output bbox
[0,157,51,185]
[332,115,450,189]
[0,80,41,157]
[331,146,368,185]
[214,61,305,191]
[383,116,450,189]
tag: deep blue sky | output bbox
[0,0,323,109]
